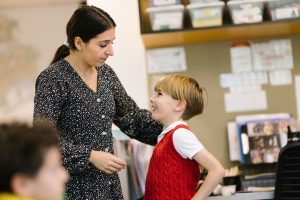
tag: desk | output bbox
[207,191,274,200]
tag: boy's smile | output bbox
[150,90,184,127]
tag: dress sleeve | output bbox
[33,71,91,174]
[60,140,91,174]
[33,71,65,125]
[108,67,163,146]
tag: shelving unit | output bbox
[138,0,300,48]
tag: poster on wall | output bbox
[146,46,187,74]
[224,90,267,113]
[221,38,294,113]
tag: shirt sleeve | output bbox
[33,71,91,174]
[173,128,205,159]
[107,66,163,146]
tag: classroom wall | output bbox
[0,3,78,122]
[88,0,149,109]
[180,36,300,168]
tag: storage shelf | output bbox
[138,0,300,48]
[141,19,300,48]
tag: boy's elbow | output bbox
[215,166,225,182]
[220,167,226,178]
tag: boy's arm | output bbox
[192,149,225,200]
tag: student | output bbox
[144,74,225,200]
[33,5,162,200]
[0,122,68,200]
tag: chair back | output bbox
[274,141,300,200]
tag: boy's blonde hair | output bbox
[154,74,205,120]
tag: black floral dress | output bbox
[33,59,162,200]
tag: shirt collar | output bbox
[161,120,187,135]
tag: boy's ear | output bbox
[175,100,186,112]
[11,173,34,197]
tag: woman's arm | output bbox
[107,66,163,145]
[192,149,225,200]
[33,71,65,125]
[33,71,92,174]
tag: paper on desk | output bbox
[246,186,275,192]
[146,47,187,74]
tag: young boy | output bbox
[0,122,69,200]
[144,74,225,200]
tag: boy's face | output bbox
[28,147,69,200]
[150,90,180,126]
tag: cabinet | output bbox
[138,0,300,48]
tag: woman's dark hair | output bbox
[0,122,59,192]
[50,5,116,65]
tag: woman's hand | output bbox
[89,150,127,174]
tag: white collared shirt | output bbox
[157,121,204,159]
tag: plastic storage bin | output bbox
[146,5,184,31]
[266,0,300,21]
[149,0,181,7]
[187,1,225,28]
[227,0,264,24]
[189,0,220,4]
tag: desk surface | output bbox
[207,191,274,200]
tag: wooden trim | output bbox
[141,20,300,48]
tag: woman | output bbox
[33,5,162,200]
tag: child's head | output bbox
[151,74,205,122]
[0,122,69,200]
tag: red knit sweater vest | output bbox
[144,124,200,200]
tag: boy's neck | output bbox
[162,117,184,128]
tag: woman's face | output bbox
[80,28,115,67]
[29,147,69,200]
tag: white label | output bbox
[275,7,299,19]
[152,0,177,6]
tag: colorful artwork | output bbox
[246,119,291,164]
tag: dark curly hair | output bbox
[0,121,59,192]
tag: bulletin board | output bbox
[148,36,300,168]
